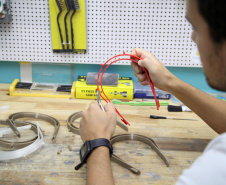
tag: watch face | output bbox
[81,143,88,157]
[80,141,91,162]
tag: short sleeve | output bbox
[175,133,226,185]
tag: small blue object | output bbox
[133,82,171,99]
[171,95,180,103]
[217,95,226,101]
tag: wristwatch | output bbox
[75,138,113,170]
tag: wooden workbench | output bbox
[0,84,218,185]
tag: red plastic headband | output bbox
[96,52,160,126]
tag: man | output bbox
[79,0,226,184]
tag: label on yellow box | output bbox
[76,76,133,100]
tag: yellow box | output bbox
[76,76,133,100]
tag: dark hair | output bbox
[197,0,226,43]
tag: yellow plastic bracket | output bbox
[71,81,76,99]
[9,79,19,96]
[18,62,31,64]
[9,79,74,99]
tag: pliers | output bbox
[97,90,105,112]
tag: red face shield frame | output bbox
[96,52,160,126]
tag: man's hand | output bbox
[80,101,116,185]
[130,48,176,92]
[79,101,117,142]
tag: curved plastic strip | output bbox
[8,112,60,140]
[111,153,141,175]
[0,122,44,161]
[67,111,128,135]
[0,120,40,150]
[110,133,169,175]
[0,105,10,111]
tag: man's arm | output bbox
[79,101,116,185]
[167,77,226,134]
[87,147,114,185]
[131,48,226,134]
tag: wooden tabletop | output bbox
[0,83,218,185]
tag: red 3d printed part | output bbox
[96,52,160,126]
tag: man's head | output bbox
[186,0,226,91]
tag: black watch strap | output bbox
[90,138,113,156]
[75,162,83,170]
[75,138,113,171]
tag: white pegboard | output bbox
[0,0,201,67]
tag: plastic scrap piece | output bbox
[0,122,44,161]
[0,105,10,111]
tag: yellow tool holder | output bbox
[9,79,76,99]
[49,0,86,53]
[76,76,134,100]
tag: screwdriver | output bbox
[150,115,198,121]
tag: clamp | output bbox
[97,90,105,112]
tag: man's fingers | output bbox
[138,58,153,72]
[134,72,149,85]
[131,48,140,57]
[79,118,84,134]
[88,101,101,111]
[104,103,116,115]
[136,73,147,82]
[140,80,149,86]
[81,110,88,121]
[90,101,99,106]
[131,62,144,74]
[130,48,142,62]
[131,48,144,58]
[131,48,136,56]
[89,101,115,115]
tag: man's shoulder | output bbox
[176,132,226,185]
